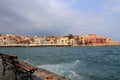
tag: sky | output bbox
[0,0,120,41]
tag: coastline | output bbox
[0,44,71,48]
[0,34,120,48]
[0,44,120,48]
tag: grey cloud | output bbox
[0,0,69,35]
[0,0,120,41]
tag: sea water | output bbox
[0,46,120,80]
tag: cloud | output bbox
[0,0,120,40]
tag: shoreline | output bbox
[0,45,120,48]
[0,44,71,47]
[0,44,120,48]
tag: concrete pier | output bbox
[0,59,69,80]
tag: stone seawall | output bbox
[0,59,69,80]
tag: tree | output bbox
[0,33,2,36]
[67,34,73,39]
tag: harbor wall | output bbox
[0,59,69,80]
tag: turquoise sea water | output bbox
[0,46,120,80]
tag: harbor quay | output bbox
[0,59,69,80]
[0,44,71,48]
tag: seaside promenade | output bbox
[0,59,69,80]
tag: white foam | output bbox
[36,60,83,80]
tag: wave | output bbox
[37,60,84,80]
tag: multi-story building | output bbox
[0,36,4,45]
[79,34,107,46]
[0,33,119,46]
[44,35,57,44]
[29,36,40,44]
[106,38,120,45]
[57,37,69,45]
[56,35,78,46]
[3,34,17,44]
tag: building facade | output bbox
[79,34,107,46]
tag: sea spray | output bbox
[37,60,85,80]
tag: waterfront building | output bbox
[0,36,4,45]
[44,35,57,44]
[106,38,120,45]
[3,34,17,44]
[40,36,46,44]
[56,34,79,46]
[56,36,78,46]
[72,35,79,46]
[67,38,75,45]
[0,33,119,46]
[57,37,69,45]
[29,36,40,45]
[79,34,107,46]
